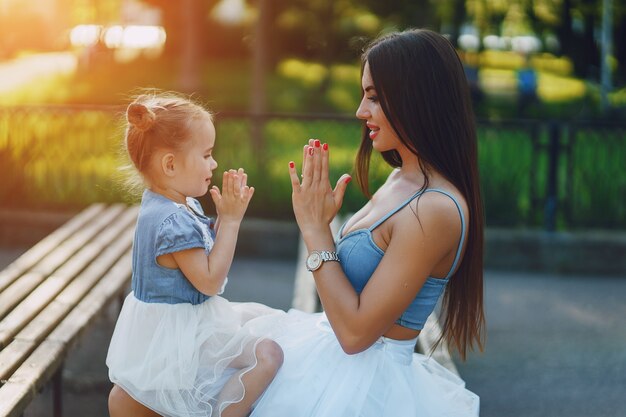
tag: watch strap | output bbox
[319,250,339,262]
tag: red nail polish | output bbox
[323,143,328,151]
[308,147,314,156]
[345,177,352,184]
[314,140,321,148]
[289,161,295,168]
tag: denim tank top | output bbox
[335,189,466,330]
[131,189,218,305]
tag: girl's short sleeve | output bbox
[155,211,205,257]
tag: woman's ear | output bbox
[161,153,176,177]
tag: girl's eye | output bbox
[204,154,212,159]
[367,96,378,103]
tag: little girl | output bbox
[106,92,284,417]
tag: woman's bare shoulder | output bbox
[391,189,466,249]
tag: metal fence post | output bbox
[53,364,63,417]
[544,122,561,232]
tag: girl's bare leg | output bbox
[108,385,160,417]
[219,339,283,417]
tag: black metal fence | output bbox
[0,105,624,230]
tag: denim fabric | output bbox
[131,189,215,305]
[336,189,466,330]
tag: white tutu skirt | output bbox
[251,309,480,417]
[106,292,285,417]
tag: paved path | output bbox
[1,248,624,416]
[456,270,626,417]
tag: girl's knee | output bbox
[255,339,284,372]
[108,385,125,417]
[109,385,157,417]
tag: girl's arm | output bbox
[172,169,254,295]
[289,142,462,354]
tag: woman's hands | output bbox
[209,168,254,225]
[288,139,351,238]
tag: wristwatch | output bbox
[306,250,339,272]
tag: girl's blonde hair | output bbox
[124,91,213,176]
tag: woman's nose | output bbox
[355,103,369,120]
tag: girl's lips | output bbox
[369,129,379,140]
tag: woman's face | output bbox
[355,62,401,153]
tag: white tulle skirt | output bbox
[251,309,480,417]
[106,292,285,417]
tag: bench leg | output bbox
[53,365,63,417]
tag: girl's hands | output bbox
[288,139,351,237]
[209,168,255,225]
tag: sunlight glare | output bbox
[103,25,124,49]
[121,25,166,49]
[70,25,102,47]
[213,0,245,25]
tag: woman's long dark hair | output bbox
[356,29,485,360]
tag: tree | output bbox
[141,0,218,92]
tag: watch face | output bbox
[306,252,322,271]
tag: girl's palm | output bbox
[209,168,254,223]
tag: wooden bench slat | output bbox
[0,205,126,320]
[0,303,64,381]
[0,340,65,417]
[0,204,105,293]
[0,207,137,348]
[23,226,134,342]
[0,203,139,417]
[0,252,133,417]
[47,252,132,346]
[0,229,134,381]
[0,276,81,349]
[0,272,44,319]
[0,340,36,384]
[31,205,126,276]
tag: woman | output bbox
[109,28,484,416]
[250,27,483,416]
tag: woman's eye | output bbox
[367,96,378,102]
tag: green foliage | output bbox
[1,107,624,229]
[478,125,536,226]
[567,128,626,228]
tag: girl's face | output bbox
[175,118,218,198]
[355,62,402,153]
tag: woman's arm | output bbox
[289,142,462,353]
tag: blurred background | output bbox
[0,1,625,417]
[0,0,624,228]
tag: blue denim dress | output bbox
[106,189,282,417]
[131,189,218,305]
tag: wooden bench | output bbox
[291,216,459,375]
[0,203,138,417]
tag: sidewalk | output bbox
[456,270,626,417]
[1,249,625,417]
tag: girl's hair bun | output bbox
[127,102,156,132]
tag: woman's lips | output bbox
[367,123,380,139]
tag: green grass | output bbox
[1,107,624,229]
